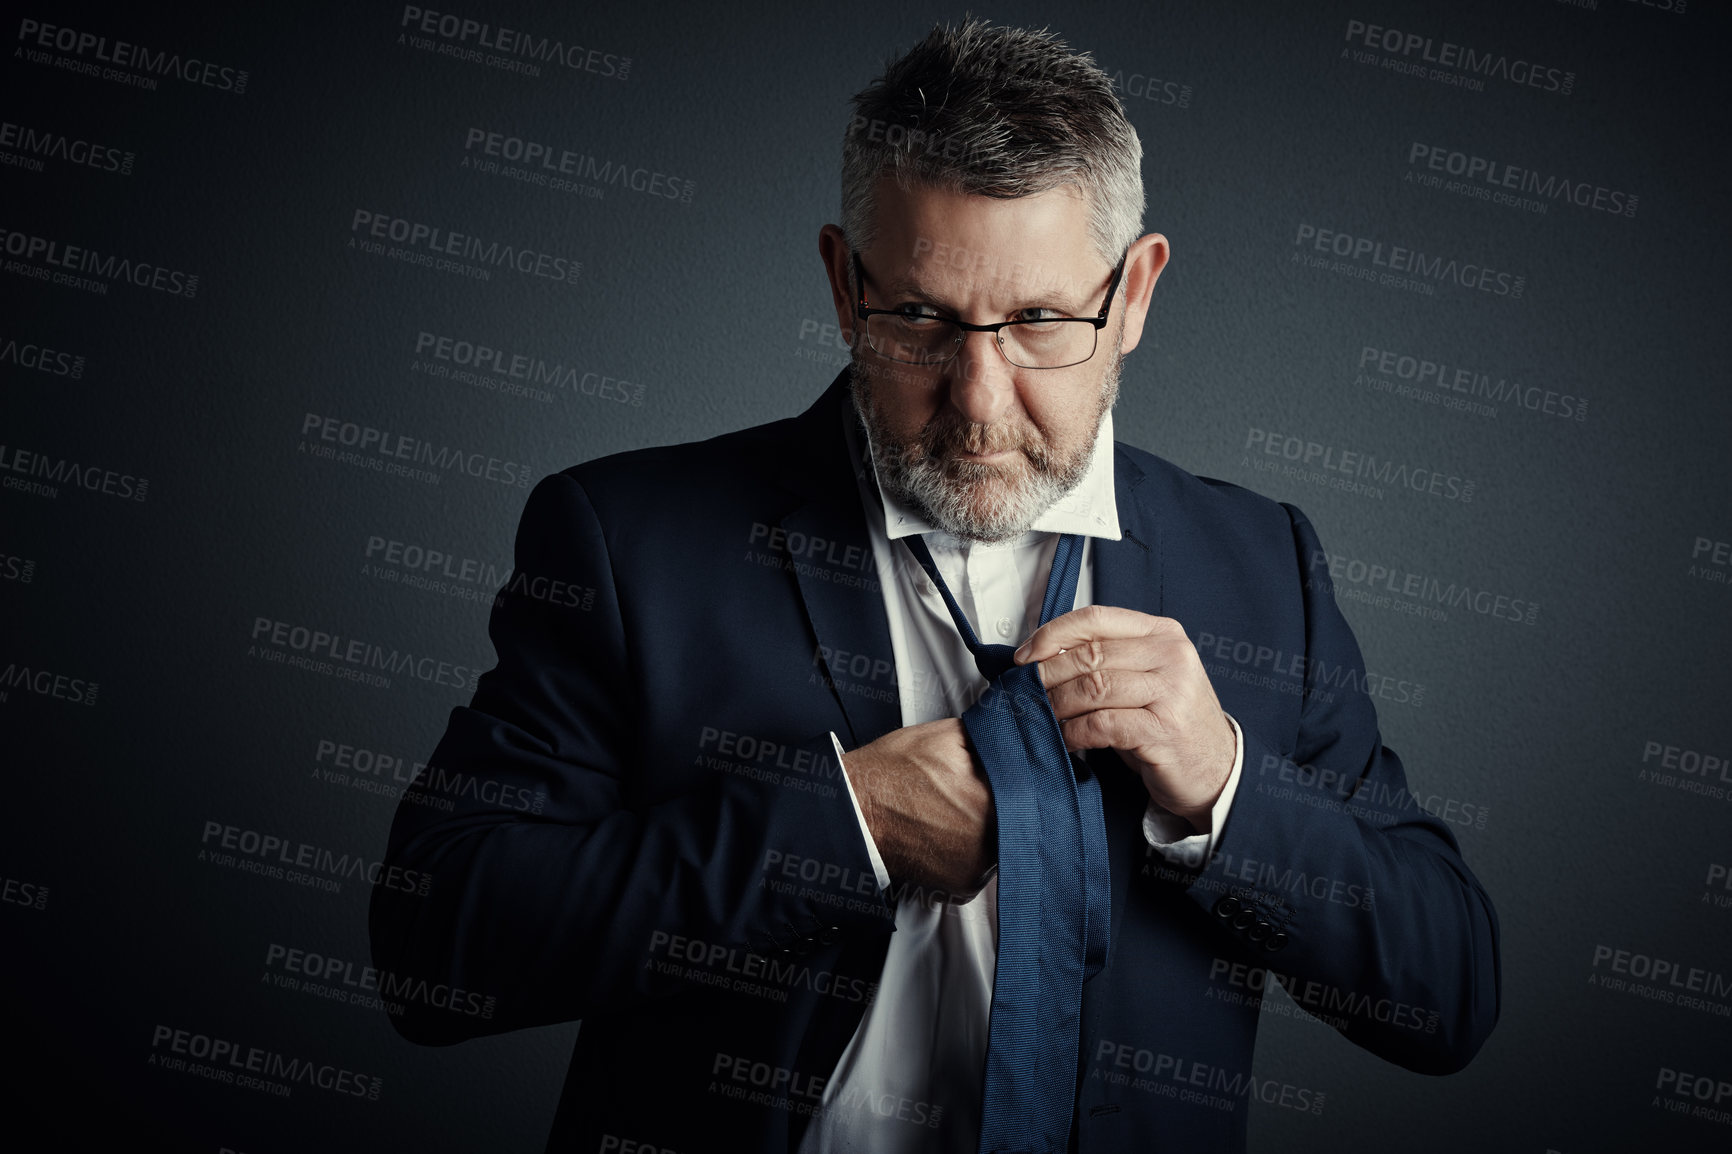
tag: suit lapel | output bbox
[776,370,904,750]
[775,371,904,1154]
[1083,444,1166,992]
[1090,444,1161,620]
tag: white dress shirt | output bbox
[798,407,1245,1153]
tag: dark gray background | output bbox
[3,0,1728,1150]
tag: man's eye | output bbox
[1015,307,1067,323]
[888,305,949,329]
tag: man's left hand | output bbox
[1014,605,1235,833]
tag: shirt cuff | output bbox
[833,731,892,891]
[1141,712,1244,867]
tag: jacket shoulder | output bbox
[1117,441,1305,561]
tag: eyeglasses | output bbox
[851,248,1127,369]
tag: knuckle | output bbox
[1059,715,1084,749]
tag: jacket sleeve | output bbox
[368,470,894,1044]
[1181,503,1502,1074]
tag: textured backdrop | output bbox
[3,1,1729,1150]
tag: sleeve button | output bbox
[1213,896,1241,919]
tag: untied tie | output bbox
[901,531,1112,1154]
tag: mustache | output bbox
[916,411,1046,464]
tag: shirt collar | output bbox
[844,404,1123,545]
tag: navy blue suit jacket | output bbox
[370,369,1500,1152]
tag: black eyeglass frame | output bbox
[849,247,1129,369]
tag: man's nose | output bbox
[946,330,1016,427]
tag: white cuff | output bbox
[833,731,892,891]
[1141,712,1244,868]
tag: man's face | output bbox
[843,179,1133,544]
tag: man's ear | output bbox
[819,224,858,348]
[1114,233,1170,356]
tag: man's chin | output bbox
[929,478,1042,542]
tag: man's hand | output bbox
[840,718,996,899]
[1014,605,1235,833]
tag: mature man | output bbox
[371,19,1500,1154]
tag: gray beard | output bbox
[849,347,1122,544]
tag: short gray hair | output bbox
[841,18,1144,273]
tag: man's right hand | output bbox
[840,718,997,899]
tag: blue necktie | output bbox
[901,533,1112,1154]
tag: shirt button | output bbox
[996,616,1014,637]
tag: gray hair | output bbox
[840,18,1144,274]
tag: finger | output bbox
[1046,667,1166,722]
[1057,706,1165,756]
[1035,635,1185,693]
[1014,604,1181,665]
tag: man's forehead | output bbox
[866,180,1102,307]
